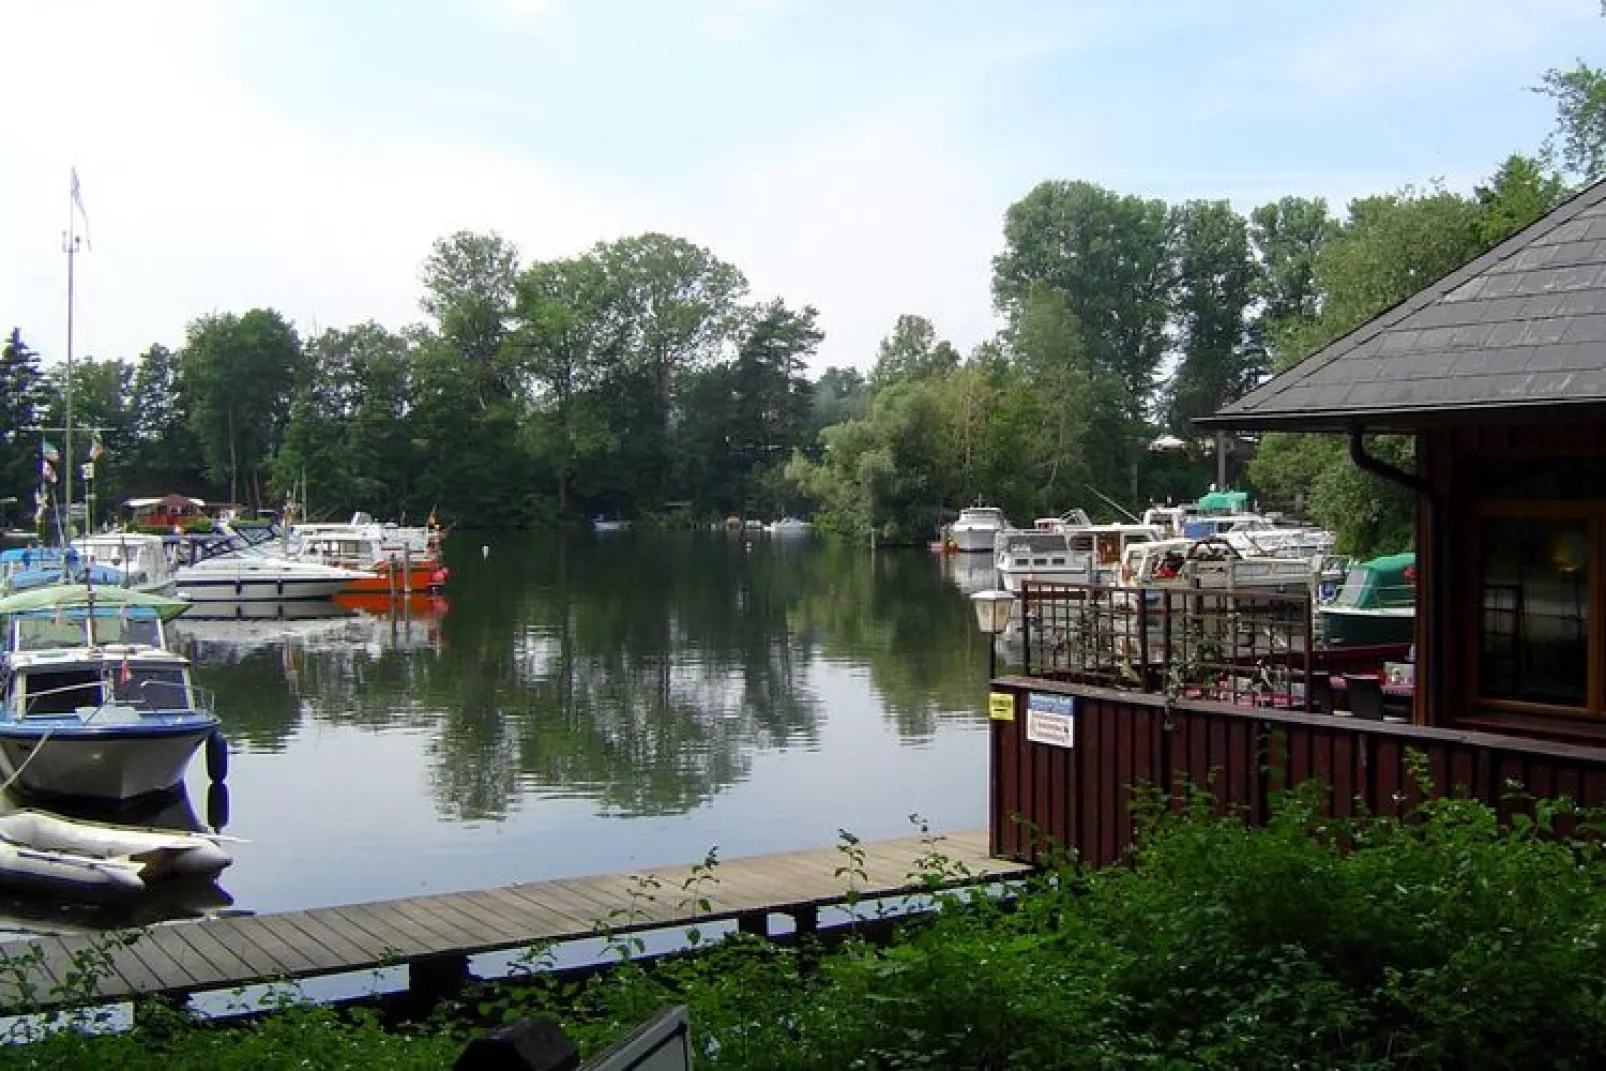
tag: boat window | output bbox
[24,669,104,715]
[1335,567,1372,605]
[14,618,88,650]
[1478,517,1590,708]
[114,667,189,709]
[88,616,163,648]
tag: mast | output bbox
[63,173,81,539]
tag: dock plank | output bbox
[0,830,1029,1011]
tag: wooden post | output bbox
[409,952,471,1010]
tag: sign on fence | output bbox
[1025,692,1076,749]
[988,692,1015,721]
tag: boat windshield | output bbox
[1334,567,1372,606]
[11,611,164,652]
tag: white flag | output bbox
[70,167,92,249]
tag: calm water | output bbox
[2,532,1002,932]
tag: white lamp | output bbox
[970,588,1017,678]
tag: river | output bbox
[0,530,1002,934]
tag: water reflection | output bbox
[174,533,990,824]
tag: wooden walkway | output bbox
[0,829,1028,1011]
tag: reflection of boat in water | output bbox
[941,552,1000,595]
[170,596,446,659]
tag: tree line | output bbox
[2,62,1600,551]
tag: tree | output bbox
[1535,62,1606,182]
[869,314,959,387]
[128,343,204,495]
[177,309,302,507]
[1248,196,1332,372]
[512,253,622,516]
[1166,199,1258,432]
[594,233,748,505]
[419,230,520,408]
[724,300,822,514]
[993,180,1173,425]
[1475,153,1569,246]
[0,329,44,521]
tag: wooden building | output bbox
[989,178,1606,864]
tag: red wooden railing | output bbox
[988,678,1606,867]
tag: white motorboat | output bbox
[73,532,179,596]
[0,585,223,802]
[766,517,812,536]
[173,541,369,603]
[949,506,1010,554]
[0,809,231,903]
[996,522,1162,592]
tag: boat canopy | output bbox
[1196,491,1250,513]
[0,584,191,621]
[1333,552,1416,609]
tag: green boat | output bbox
[1319,552,1415,647]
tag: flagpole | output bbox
[63,174,78,540]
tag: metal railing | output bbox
[1013,581,1316,708]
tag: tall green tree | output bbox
[724,300,822,515]
[594,233,748,505]
[419,230,520,408]
[993,180,1173,425]
[1166,199,1258,432]
[0,329,45,519]
[127,343,203,496]
[1248,196,1332,372]
[177,309,301,508]
[512,254,622,516]
[868,314,959,387]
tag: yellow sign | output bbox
[988,692,1015,721]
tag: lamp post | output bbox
[970,588,1017,680]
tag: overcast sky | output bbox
[0,0,1597,375]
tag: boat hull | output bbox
[1320,607,1415,648]
[0,724,217,801]
[340,561,447,595]
[175,573,356,603]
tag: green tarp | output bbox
[0,584,192,622]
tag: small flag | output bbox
[40,459,56,484]
[70,167,91,249]
[428,510,439,528]
[33,489,45,507]
[89,438,104,462]
[119,660,132,686]
[80,461,94,481]
[41,441,59,463]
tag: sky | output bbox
[0,0,1599,376]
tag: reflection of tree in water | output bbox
[424,531,821,820]
[789,542,990,742]
[174,532,983,823]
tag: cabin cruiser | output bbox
[172,526,368,603]
[766,517,812,537]
[1319,552,1415,647]
[288,523,448,595]
[995,521,1162,592]
[949,506,1010,553]
[0,585,221,802]
[72,532,179,596]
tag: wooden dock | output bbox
[0,829,1029,1011]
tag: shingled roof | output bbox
[1198,178,1606,431]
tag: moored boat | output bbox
[949,506,1010,554]
[0,585,222,802]
[1320,552,1415,647]
[0,809,231,903]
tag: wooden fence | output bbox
[988,678,1606,866]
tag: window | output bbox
[1479,517,1591,707]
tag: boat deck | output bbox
[0,829,1027,1011]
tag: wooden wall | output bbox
[989,678,1606,867]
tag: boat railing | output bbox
[19,673,213,719]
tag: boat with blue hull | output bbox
[0,586,223,803]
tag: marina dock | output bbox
[0,829,1028,1012]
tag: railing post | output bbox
[1137,585,1151,691]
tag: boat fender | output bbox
[207,782,231,833]
[206,732,229,783]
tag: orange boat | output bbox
[340,556,449,596]
[291,519,449,596]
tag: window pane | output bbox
[1479,518,1591,706]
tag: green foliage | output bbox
[0,328,45,522]
[1536,61,1606,181]
[1166,199,1259,432]
[15,784,1606,1068]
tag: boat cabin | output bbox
[5,650,193,718]
[5,605,168,654]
